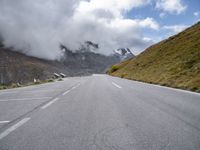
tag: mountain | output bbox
[60,44,120,76]
[0,46,66,84]
[114,48,135,61]
[108,22,200,92]
[0,42,120,85]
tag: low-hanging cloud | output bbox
[0,0,157,60]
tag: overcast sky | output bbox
[0,0,199,60]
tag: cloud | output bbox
[77,0,151,13]
[194,11,200,17]
[156,0,187,14]
[138,17,160,30]
[163,25,188,33]
[0,0,80,60]
[159,12,166,18]
[0,0,156,60]
[64,0,158,54]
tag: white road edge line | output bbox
[0,118,30,140]
[0,121,10,124]
[112,82,122,89]
[62,90,70,96]
[126,79,200,96]
[0,92,17,95]
[151,83,200,96]
[41,98,59,109]
[0,97,52,102]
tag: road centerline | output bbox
[62,83,81,96]
[62,90,70,96]
[71,83,81,90]
[112,82,122,89]
[41,98,59,109]
[0,118,30,140]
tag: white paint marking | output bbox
[0,92,17,95]
[71,83,81,90]
[0,118,30,140]
[112,82,122,89]
[71,86,76,90]
[150,83,200,96]
[62,83,80,96]
[27,89,62,93]
[62,90,70,96]
[0,90,60,95]
[0,97,52,102]
[92,74,104,76]
[123,79,200,96]
[0,121,10,124]
[75,83,81,88]
[41,98,59,109]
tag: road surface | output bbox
[0,75,200,150]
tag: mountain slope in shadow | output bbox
[0,44,120,85]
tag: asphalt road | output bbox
[0,74,200,150]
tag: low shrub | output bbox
[110,65,120,73]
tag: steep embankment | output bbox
[108,22,200,92]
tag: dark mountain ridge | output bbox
[0,42,121,85]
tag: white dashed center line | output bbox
[71,86,76,90]
[0,118,30,140]
[62,90,70,96]
[112,82,122,89]
[71,83,81,90]
[63,83,81,95]
[41,98,59,109]
[41,83,81,110]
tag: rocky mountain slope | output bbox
[0,46,65,84]
[108,22,200,92]
[0,42,121,85]
[60,44,121,76]
[114,48,135,61]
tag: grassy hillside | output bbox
[108,22,200,92]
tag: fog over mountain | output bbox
[0,0,157,60]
